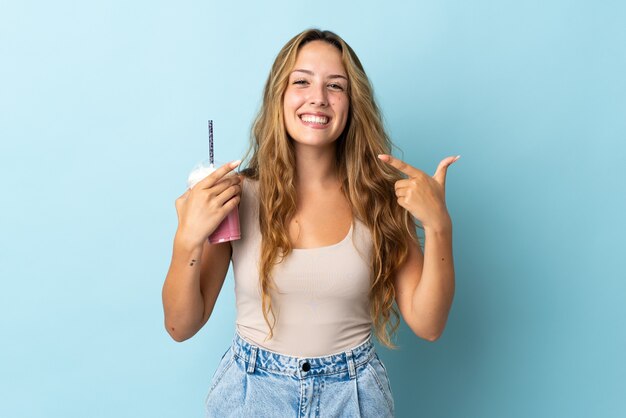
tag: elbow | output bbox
[169,332,188,343]
[164,320,191,343]
[410,323,443,342]
[421,322,446,341]
[424,327,446,342]
[407,320,443,342]
[412,330,441,343]
[163,309,208,342]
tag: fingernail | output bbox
[230,159,242,167]
[377,154,385,160]
[454,155,461,161]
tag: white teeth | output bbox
[300,115,329,124]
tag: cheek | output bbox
[283,93,300,133]
[331,96,349,111]
[284,89,304,110]
[332,97,349,123]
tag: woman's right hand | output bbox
[174,160,243,248]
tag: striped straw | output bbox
[208,119,214,166]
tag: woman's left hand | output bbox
[378,154,460,230]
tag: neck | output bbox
[293,142,340,190]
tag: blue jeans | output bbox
[204,329,395,417]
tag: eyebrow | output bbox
[291,69,348,81]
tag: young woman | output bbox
[162,28,458,417]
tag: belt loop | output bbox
[247,345,258,374]
[345,350,356,379]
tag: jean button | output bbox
[302,361,311,372]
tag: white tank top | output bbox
[231,178,374,357]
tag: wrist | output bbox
[422,213,452,234]
[174,230,204,253]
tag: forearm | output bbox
[161,232,205,341]
[411,221,456,340]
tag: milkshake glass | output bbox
[187,160,241,244]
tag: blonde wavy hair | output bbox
[238,28,421,349]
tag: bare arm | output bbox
[411,223,455,340]
[379,153,458,341]
[162,234,232,342]
[161,160,243,342]
[392,218,455,342]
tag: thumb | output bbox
[178,188,191,200]
[175,189,191,209]
[433,155,460,187]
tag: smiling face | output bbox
[283,40,350,150]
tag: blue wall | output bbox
[1,1,624,417]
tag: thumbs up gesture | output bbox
[378,154,460,231]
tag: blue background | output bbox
[1,1,625,417]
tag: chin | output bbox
[291,135,339,147]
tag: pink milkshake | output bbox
[186,119,241,244]
[187,162,241,244]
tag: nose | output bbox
[308,83,328,106]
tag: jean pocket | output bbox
[373,354,393,394]
[366,354,394,412]
[204,347,235,406]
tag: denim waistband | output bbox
[231,329,376,380]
